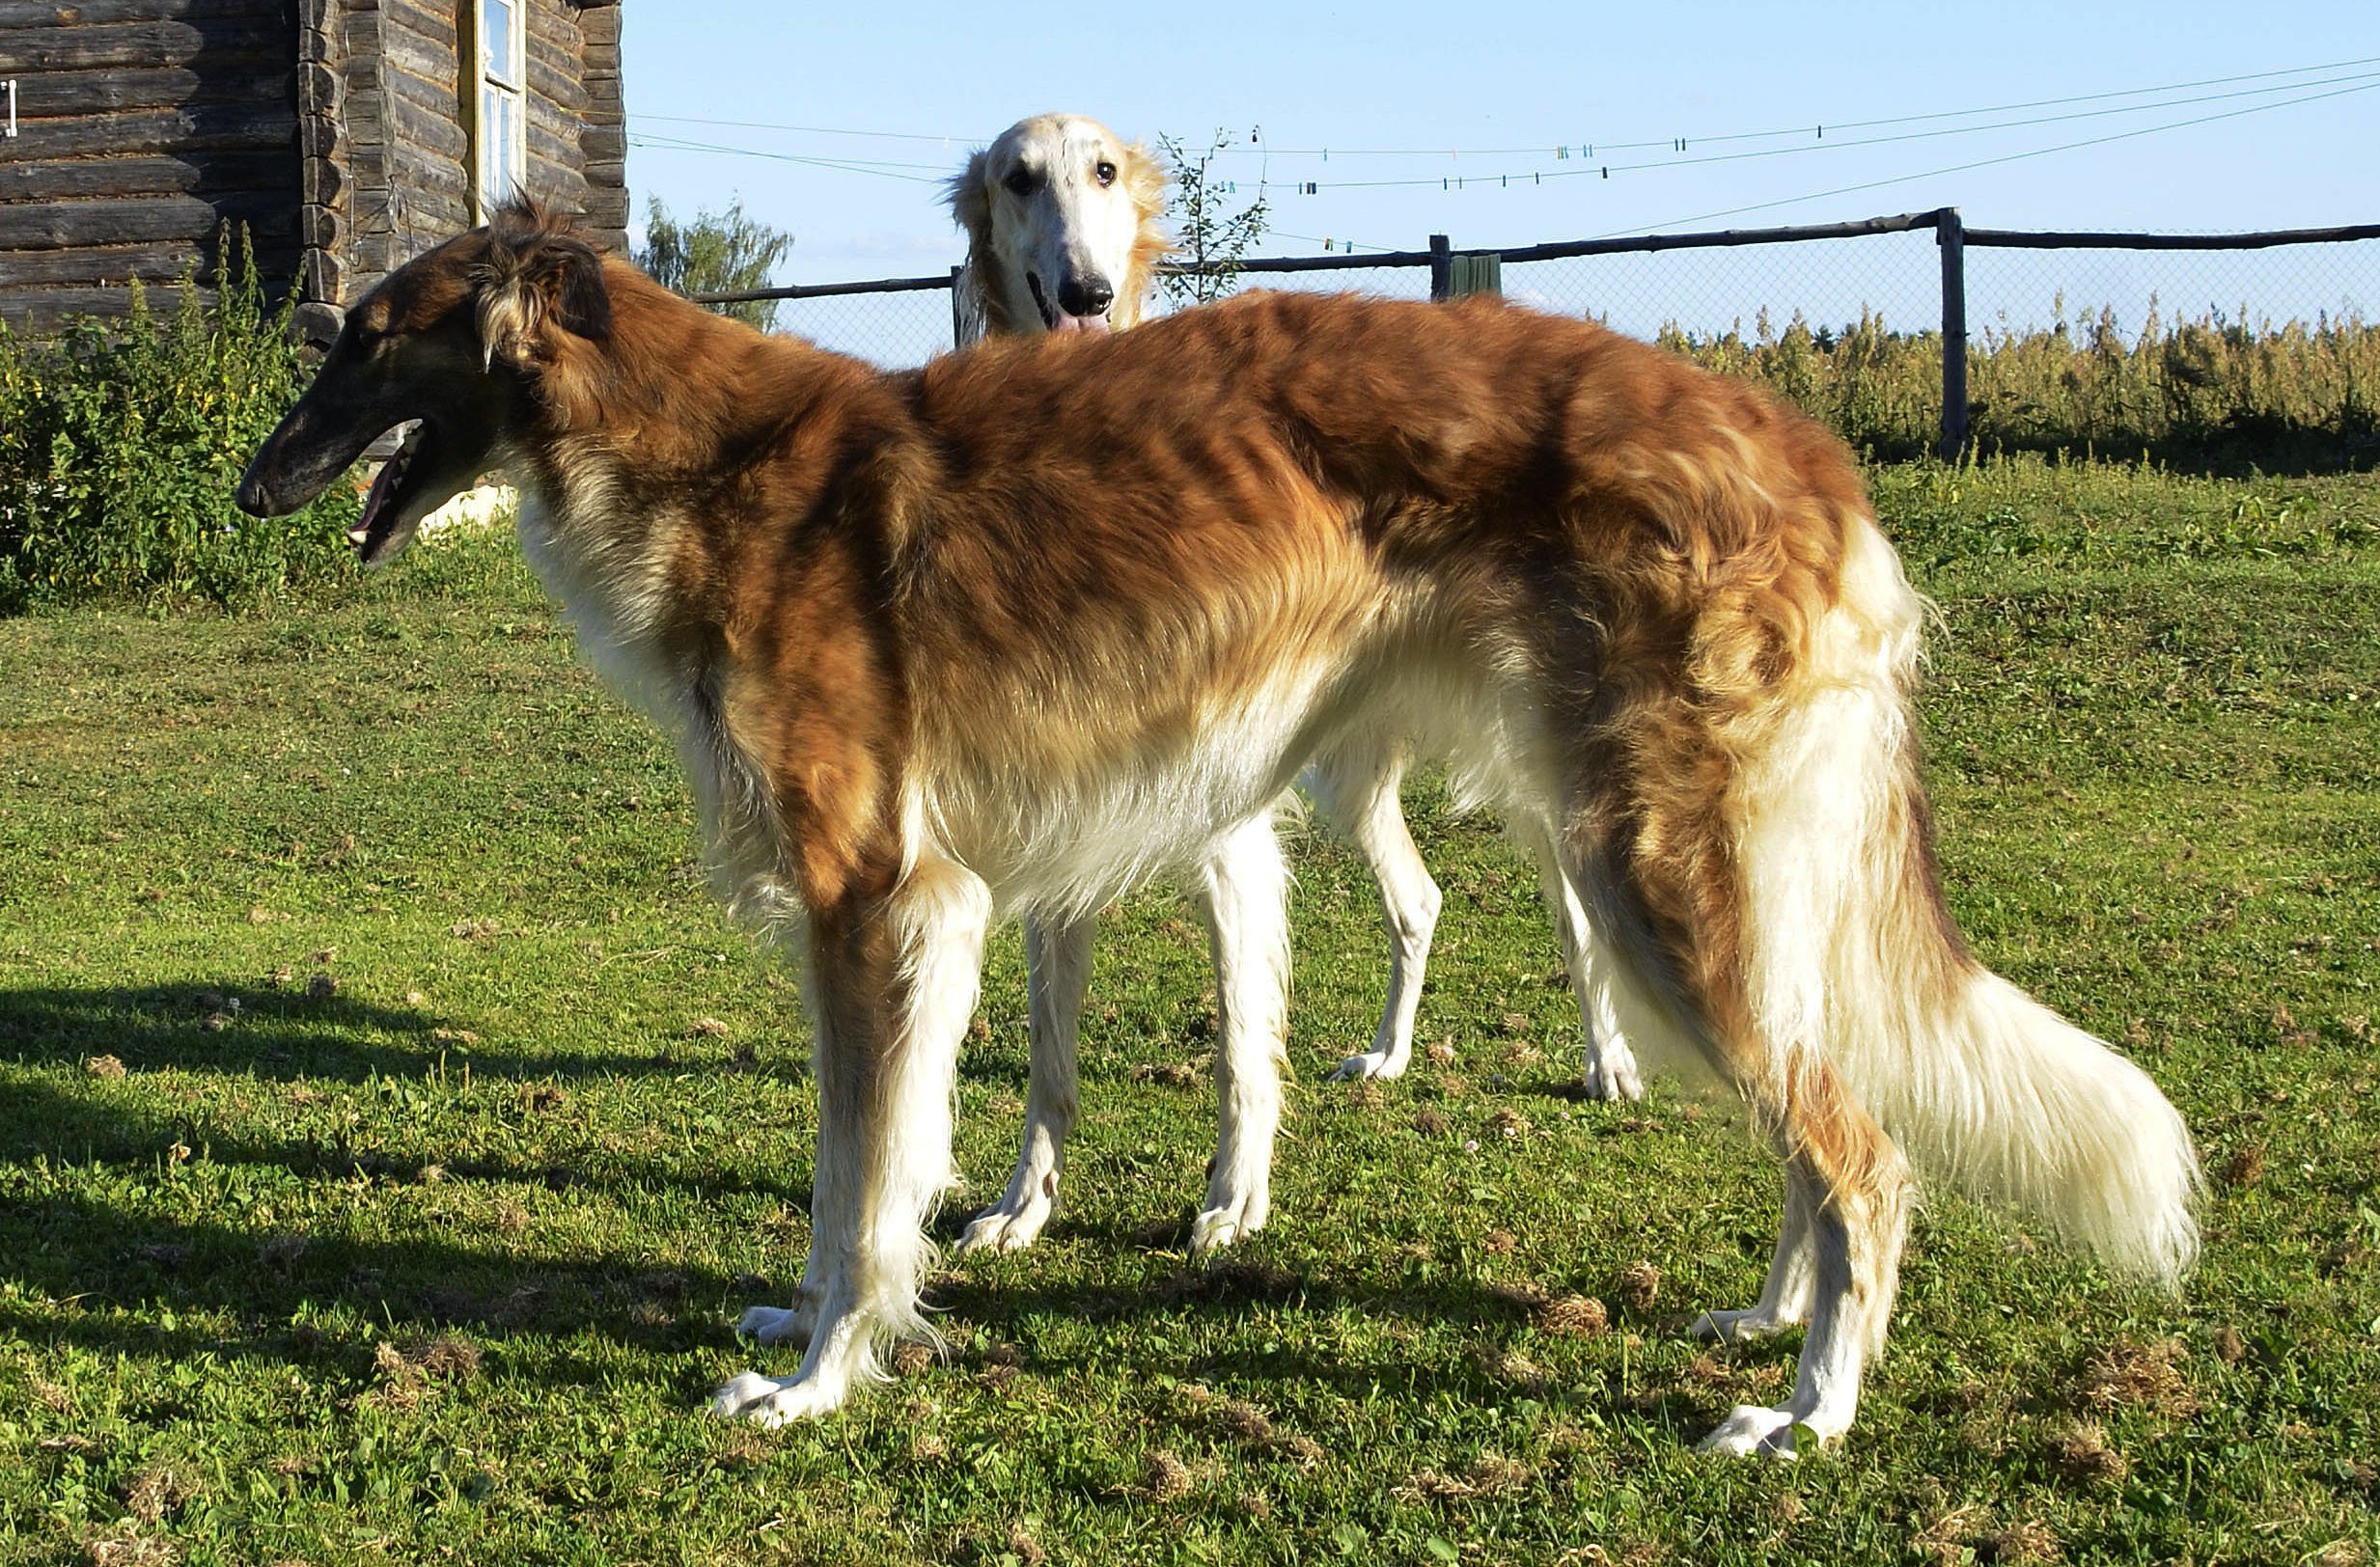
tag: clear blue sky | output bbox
[616,3,2378,358]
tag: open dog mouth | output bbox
[349,421,434,561]
[1025,272,1109,337]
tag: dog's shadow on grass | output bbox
[0,1082,1702,1412]
[0,1178,759,1386]
[0,979,692,1086]
[0,1173,1648,1406]
[2,977,1716,1406]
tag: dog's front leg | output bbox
[956,910,1092,1253]
[713,855,990,1424]
[1188,814,1291,1255]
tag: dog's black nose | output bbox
[1058,273,1114,317]
[235,467,274,517]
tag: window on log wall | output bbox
[463,0,527,220]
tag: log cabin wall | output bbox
[301,0,623,338]
[0,0,304,333]
[1,0,623,338]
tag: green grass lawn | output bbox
[1,457,2375,1566]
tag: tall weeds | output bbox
[0,230,360,612]
[1658,301,2380,468]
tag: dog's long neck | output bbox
[509,263,914,675]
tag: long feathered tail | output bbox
[1752,517,2201,1284]
[1877,965,2200,1282]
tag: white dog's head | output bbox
[951,113,1169,341]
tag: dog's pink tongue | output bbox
[347,456,401,547]
[1049,313,1112,337]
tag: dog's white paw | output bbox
[1190,1188,1269,1257]
[708,1368,848,1426]
[955,1194,1053,1255]
[735,1303,814,1346]
[1581,1041,1646,1103]
[1328,1046,1409,1083]
[1699,1404,1802,1459]
[1689,1306,1803,1344]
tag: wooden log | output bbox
[525,0,579,45]
[408,188,473,234]
[379,14,458,93]
[0,237,292,288]
[577,3,618,44]
[579,124,623,162]
[10,64,292,115]
[300,154,343,206]
[526,49,588,115]
[0,193,298,251]
[296,59,340,117]
[527,117,580,173]
[405,158,469,213]
[0,0,279,25]
[344,89,385,153]
[384,80,469,162]
[301,246,343,304]
[385,58,462,125]
[0,17,287,72]
[0,151,293,204]
[298,201,340,250]
[0,102,296,158]
[1,286,215,331]
[383,0,456,51]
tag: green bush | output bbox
[0,231,360,612]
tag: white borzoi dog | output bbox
[949,112,1169,344]
[235,204,2199,1457]
[943,113,1645,1255]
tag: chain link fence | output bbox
[701,209,2380,467]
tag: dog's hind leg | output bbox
[1691,1157,1817,1343]
[1698,1059,1911,1457]
[1308,741,1441,1085]
[956,911,1091,1253]
[1509,810,1644,1103]
[1188,814,1291,1254]
[712,854,990,1424]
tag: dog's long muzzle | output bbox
[1030,268,1115,335]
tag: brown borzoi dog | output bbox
[235,204,2198,1456]
[945,114,1644,1256]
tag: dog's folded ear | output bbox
[948,151,993,256]
[474,200,613,369]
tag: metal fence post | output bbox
[1428,234,1453,302]
[1935,206,1969,460]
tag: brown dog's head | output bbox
[235,201,612,565]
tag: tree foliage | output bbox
[1157,131,1270,309]
[635,198,794,331]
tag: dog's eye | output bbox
[1003,169,1035,197]
[1095,160,1117,187]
